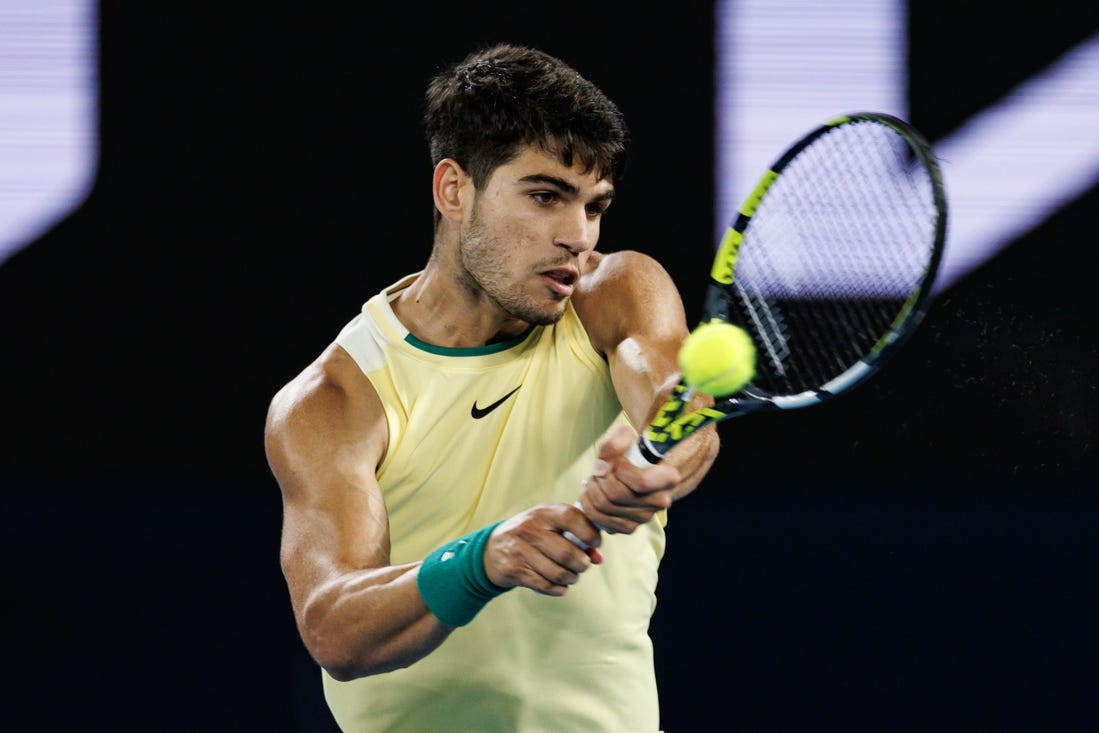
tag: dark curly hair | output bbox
[424,43,630,224]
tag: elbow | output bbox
[313,641,418,682]
[304,626,370,682]
[322,660,360,684]
[299,613,377,681]
[298,602,368,681]
[299,612,416,682]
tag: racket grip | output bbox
[564,502,591,549]
[563,527,588,549]
[565,436,662,549]
[625,437,661,467]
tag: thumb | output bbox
[594,423,639,472]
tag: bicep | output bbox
[265,346,391,612]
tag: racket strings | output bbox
[729,118,940,396]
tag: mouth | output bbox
[540,268,579,297]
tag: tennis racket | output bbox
[622,111,947,467]
[565,112,946,548]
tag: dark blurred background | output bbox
[1,2,1096,731]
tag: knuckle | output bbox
[552,568,579,586]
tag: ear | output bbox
[432,158,471,224]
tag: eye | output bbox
[531,191,558,206]
[586,200,610,218]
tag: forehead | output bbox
[495,146,615,196]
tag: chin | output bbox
[528,305,566,327]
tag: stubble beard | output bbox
[458,210,567,327]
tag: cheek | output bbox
[588,218,602,241]
[495,213,543,250]
[476,195,549,250]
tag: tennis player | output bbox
[264,42,720,732]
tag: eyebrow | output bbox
[518,173,616,203]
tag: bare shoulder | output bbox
[574,250,688,355]
[577,250,672,291]
[265,343,388,493]
[267,343,370,431]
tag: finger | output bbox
[561,498,604,546]
[595,423,637,465]
[519,538,595,594]
[494,507,598,591]
[593,425,681,499]
[579,482,649,534]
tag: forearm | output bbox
[296,562,450,681]
[665,422,720,503]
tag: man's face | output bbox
[458,146,615,326]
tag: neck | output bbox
[392,266,530,348]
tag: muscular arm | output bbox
[265,344,602,681]
[573,250,721,532]
[264,344,449,680]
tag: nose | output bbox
[554,206,597,255]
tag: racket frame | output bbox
[633,112,948,466]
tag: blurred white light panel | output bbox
[932,38,1099,289]
[716,0,1099,293]
[716,0,906,245]
[0,0,97,267]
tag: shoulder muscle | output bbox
[574,250,689,356]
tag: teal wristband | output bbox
[416,520,510,627]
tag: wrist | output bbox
[416,520,509,627]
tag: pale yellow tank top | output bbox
[325,273,667,732]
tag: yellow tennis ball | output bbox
[677,322,756,397]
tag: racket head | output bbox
[717,112,946,403]
[643,112,947,459]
